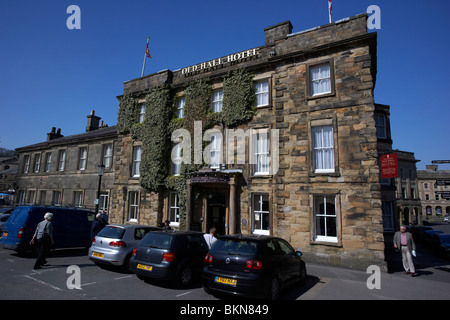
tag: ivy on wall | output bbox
[117,69,256,227]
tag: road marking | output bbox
[114,275,133,280]
[23,275,63,291]
[176,291,192,297]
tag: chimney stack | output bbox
[47,127,64,141]
[86,110,101,132]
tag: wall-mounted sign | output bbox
[181,48,259,76]
[380,153,398,179]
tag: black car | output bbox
[201,234,307,299]
[130,230,208,286]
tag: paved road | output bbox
[1,223,449,301]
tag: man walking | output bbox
[393,225,416,276]
[30,212,55,270]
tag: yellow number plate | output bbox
[92,252,104,258]
[2,232,7,238]
[215,276,237,286]
[137,264,153,271]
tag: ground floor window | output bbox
[252,193,270,235]
[128,191,139,222]
[169,192,180,226]
[313,194,337,243]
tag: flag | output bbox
[328,0,332,23]
[146,42,151,58]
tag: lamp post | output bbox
[95,163,105,214]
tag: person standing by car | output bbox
[203,227,217,249]
[393,225,417,276]
[91,213,107,241]
[30,212,54,270]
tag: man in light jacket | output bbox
[30,212,54,270]
[393,225,416,276]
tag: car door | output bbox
[276,239,300,281]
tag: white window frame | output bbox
[252,193,270,235]
[132,146,142,177]
[23,155,30,174]
[78,147,87,171]
[128,191,139,222]
[254,79,269,107]
[169,192,180,226]
[33,154,41,173]
[102,144,113,169]
[310,63,331,96]
[138,104,145,123]
[312,125,335,173]
[211,90,223,113]
[73,191,83,208]
[53,191,62,206]
[252,130,270,175]
[313,194,338,243]
[171,143,182,176]
[58,150,66,172]
[44,152,52,172]
[176,97,185,119]
[207,132,222,169]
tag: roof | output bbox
[16,126,118,152]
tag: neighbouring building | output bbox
[15,111,118,213]
[111,13,388,270]
[417,165,450,219]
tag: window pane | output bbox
[310,64,331,96]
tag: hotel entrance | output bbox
[185,170,240,235]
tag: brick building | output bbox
[111,13,388,270]
[15,111,118,212]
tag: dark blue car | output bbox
[0,206,96,253]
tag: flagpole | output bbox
[328,0,332,23]
[141,37,149,77]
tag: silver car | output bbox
[89,224,161,270]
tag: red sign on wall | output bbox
[380,153,398,179]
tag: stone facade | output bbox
[15,111,118,213]
[417,165,450,219]
[112,13,388,270]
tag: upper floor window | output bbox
[58,150,66,171]
[252,130,270,175]
[308,61,335,97]
[254,79,269,107]
[312,125,335,173]
[171,143,182,176]
[23,155,30,174]
[211,90,223,113]
[44,152,52,172]
[375,114,387,139]
[33,154,41,173]
[78,147,87,170]
[137,104,145,123]
[102,144,113,169]
[176,97,185,119]
[132,146,141,177]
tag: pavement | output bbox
[294,224,450,300]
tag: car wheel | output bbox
[267,277,280,300]
[179,266,193,287]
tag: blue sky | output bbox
[0,0,449,169]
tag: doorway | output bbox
[207,191,227,236]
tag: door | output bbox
[208,205,226,236]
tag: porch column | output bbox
[185,179,192,231]
[229,177,236,234]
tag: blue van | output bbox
[0,206,96,253]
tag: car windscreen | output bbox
[139,233,173,250]
[211,238,258,256]
[97,226,126,239]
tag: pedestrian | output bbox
[393,225,417,276]
[30,212,54,270]
[203,227,217,249]
[91,213,107,241]
[163,219,172,232]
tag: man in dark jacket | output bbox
[30,212,54,270]
[91,213,107,241]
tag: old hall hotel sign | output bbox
[181,48,259,76]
